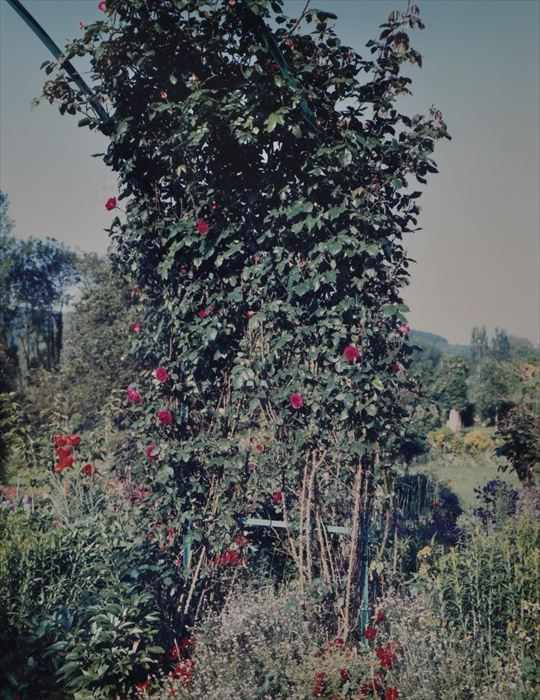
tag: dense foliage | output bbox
[41,0,449,634]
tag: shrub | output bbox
[427,427,462,453]
[463,428,495,453]
[0,473,191,699]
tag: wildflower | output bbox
[214,549,243,567]
[289,392,304,410]
[196,218,209,236]
[157,409,174,426]
[153,367,170,383]
[385,689,399,700]
[343,344,361,363]
[127,386,142,403]
[145,443,158,461]
[67,434,81,447]
[55,446,73,460]
[53,434,67,448]
[54,454,74,472]
[81,463,95,476]
[234,533,249,547]
[105,196,116,210]
[131,322,142,333]
[198,309,210,319]
[271,490,283,505]
[364,625,377,641]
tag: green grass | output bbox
[411,451,520,510]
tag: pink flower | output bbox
[289,392,304,410]
[364,625,377,641]
[80,21,86,30]
[343,344,361,363]
[98,0,107,12]
[197,309,210,319]
[160,90,168,100]
[271,490,283,505]
[399,323,411,335]
[131,322,142,333]
[157,409,173,426]
[145,443,158,461]
[391,362,405,374]
[153,367,170,383]
[127,386,142,403]
[105,196,116,210]
[196,218,209,236]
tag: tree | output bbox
[468,359,517,425]
[470,326,489,365]
[491,327,511,361]
[43,0,448,641]
[496,407,539,486]
[431,357,470,429]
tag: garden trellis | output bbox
[13,0,449,641]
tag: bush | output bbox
[0,474,190,699]
[463,428,495,453]
[427,427,462,453]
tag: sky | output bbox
[0,0,539,346]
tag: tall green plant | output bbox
[41,0,449,635]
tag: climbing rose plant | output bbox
[42,0,449,635]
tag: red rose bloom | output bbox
[385,689,399,700]
[67,434,81,447]
[81,463,96,476]
[55,446,73,460]
[343,344,361,363]
[196,218,209,236]
[127,386,142,403]
[289,392,304,410]
[153,367,170,383]
[145,443,158,461]
[54,454,74,472]
[364,625,377,641]
[54,434,67,448]
[131,322,142,333]
[157,409,173,425]
[271,490,283,505]
[105,196,116,211]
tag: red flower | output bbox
[53,434,67,448]
[391,362,404,374]
[55,445,73,460]
[67,434,81,447]
[376,644,398,669]
[214,549,243,567]
[343,344,361,363]
[105,196,116,211]
[234,533,249,547]
[197,309,209,319]
[364,625,377,641]
[168,637,193,661]
[54,454,74,472]
[153,367,170,383]
[359,675,383,697]
[211,201,219,209]
[312,671,327,697]
[170,659,194,685]
[98,1,107,12]
[145,443,158,461]
[271,490,283,505]
[131,322,142,333]
[81,463,95,477]
[135,679,150,695]
[339,668,350,682]
[385,689,399,700]
[196,218,209,236]
[375,610,385,624]
[289,392,304,410]
[157,409,174,426]
[127,386,142,403]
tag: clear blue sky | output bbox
[0,0,538,345]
